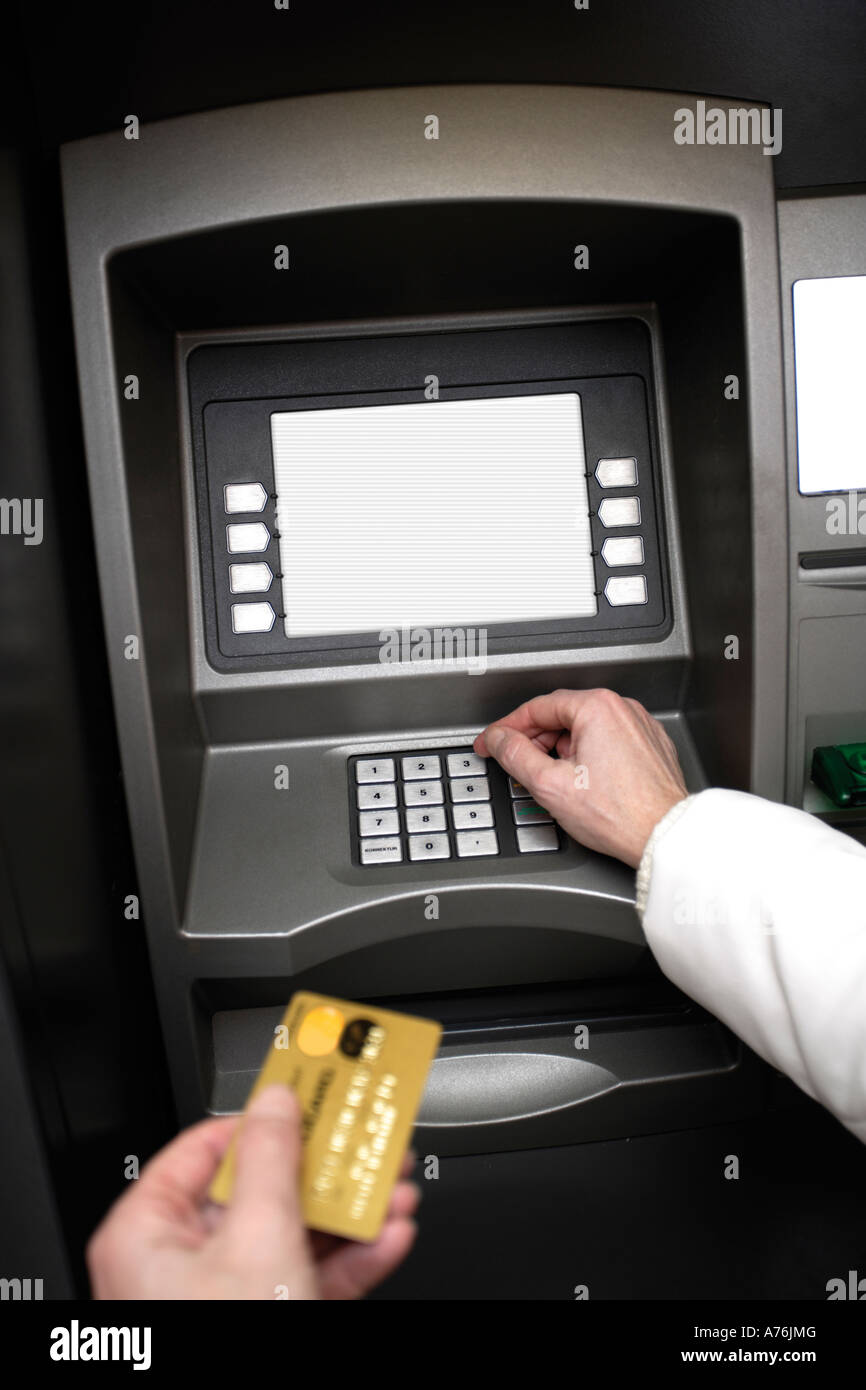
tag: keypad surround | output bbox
[348,748,563,867]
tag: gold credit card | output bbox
[209,991,442,1242]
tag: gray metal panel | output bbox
[776,194,866,810]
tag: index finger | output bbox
[474,689,600,754]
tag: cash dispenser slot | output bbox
[201,979,766,1156]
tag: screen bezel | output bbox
[188,316,671,671]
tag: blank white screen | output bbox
[270,392,597,638]
[794,275,866,494]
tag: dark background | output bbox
[6,0,866,189]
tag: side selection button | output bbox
[595,457,638,488]
[226,522,270,553]
[229,562,273,594]
[224,483,268,514]
[604,575,648,606]
[601,536,644,568]
[231,602,275,634]
[598,497,641,528]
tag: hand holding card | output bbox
[210,992,442,1243]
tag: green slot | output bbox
[811,742,866,808]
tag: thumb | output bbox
[224,1084,306,1235]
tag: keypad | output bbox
[516,825,559,854]
[405,807,447,834]
[403,779,444,807]
[409,833,450,862]
[450,776,490,803]
[349,747,566,866]
[402,755,442,780]
[446,751,487,777]
[356,758,396,784]
[360,837,403,866]
[511,800,554,826]
[357,783,398,811]
[358,809,399,837]
[452,803,494,830]
[456,829,499,858]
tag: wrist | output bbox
[635,793,694,915]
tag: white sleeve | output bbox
[636,787,866,1144]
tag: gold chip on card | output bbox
[209,992,442,1242]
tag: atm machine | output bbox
[53,84,866,1298]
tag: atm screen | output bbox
[269,393,597,639]
[794,274,866,495]
[189,316,669,669]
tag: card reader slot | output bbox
[797,549,866,588]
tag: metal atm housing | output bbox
[61,87,791,1166]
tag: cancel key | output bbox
[360,836,403,865]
